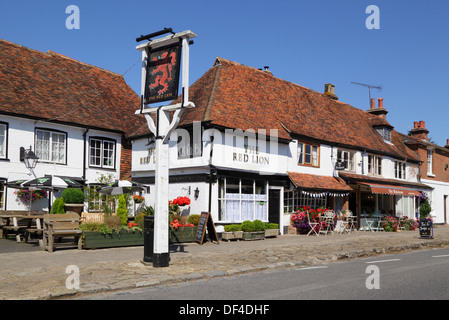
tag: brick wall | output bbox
[120,137,132,180]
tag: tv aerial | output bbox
[351,82,382,106]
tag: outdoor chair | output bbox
[306,213,319,236]
[319,210,335,236]
[346,210,358,232]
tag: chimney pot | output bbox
[370,98,375,109]
[378,98,383,108]
[419,120,425,128]
[447,139,449,146]
[414,121,419,129]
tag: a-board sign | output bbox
[419,218,433,239]
[195,212,219,245]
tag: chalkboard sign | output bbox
[195,212,219,245]
[419,218,433,239]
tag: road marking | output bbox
[432,255,449,258]
[297,266,328,271]
[365,258,400,264]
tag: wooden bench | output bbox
[43,213,83,253]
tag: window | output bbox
[0,122,7,159]
[218,177,268,222]
[337,149,356,171]
[298,142,319,166]
[395,195,415,217]
[376,127,391,142]
[427,149,433,175]
[395,161,406,179]
[283,190,327,213]
[0,182,5,209]
[89,138,116,169]
[35,129,66,164]
[368,154,382,176]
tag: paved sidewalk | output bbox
[1,226,449,300]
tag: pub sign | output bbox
[144,43,182,104]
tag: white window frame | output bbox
[337,149,356,172]
[427,149,433,175]
[368,154,382,176]
[376,127,391,142]
[35,129,67,164]
[395,161,406,180]
[89,138,116,169]
[218,177,268,223]
[0,123,7,159]
[283,190,327,213]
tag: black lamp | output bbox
[20,146,39,170]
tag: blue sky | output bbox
[1,0,448,145]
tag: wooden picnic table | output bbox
[0,213,44,244]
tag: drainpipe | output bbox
[83,128,89,180]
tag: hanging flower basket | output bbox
[14,189,48,204]
[133,195,145,203]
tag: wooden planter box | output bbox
[242,231,265,241]
[265,229,279,238]
[169,227,198,243]
[222,231,244,241]
[83,231,144,249]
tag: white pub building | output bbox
[130,57,436,234]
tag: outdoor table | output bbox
[335,216,350,234]
[0,214,44,243]
[363,215,383,232]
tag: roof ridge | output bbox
[47,50,123,77]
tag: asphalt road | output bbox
[80,247,449,301]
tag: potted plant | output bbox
[169,219,197,243]
[264,223,279,238]
[62,188,85,215]
[222,224,243,241]
[241,220,265,240]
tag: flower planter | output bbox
[169,226,198,243]
[222,231,244,241]
[242,231,265,241]
[83,231,144,249]
[64,204,84,215]
[264,229,279,238]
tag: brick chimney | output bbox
[366,98,388,118]
[445,139,449,149]
[324,83,338,100]
[409,120,429,141]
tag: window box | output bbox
[242,231,265,241]
[221,231,244,241]
[169,226,198,243]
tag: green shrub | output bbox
[240,220,255,232]
[188,214,201,226]
[265,223,279,230]
[116,194,128,226]
[419,199,432,218]
[61,188,85,204]
[52,198,65,214]
[79,222,104,232]
[253,220,266,231]
[134,213,145,230]
[224,224,242,232]
[141,205,154,216]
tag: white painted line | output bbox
[432,255,449,258]
[297,266,328,271]
[365,259,401,264]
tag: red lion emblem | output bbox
[149,51,177,95]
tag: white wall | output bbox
[1,115,123,211]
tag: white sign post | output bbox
[136,30,196,267]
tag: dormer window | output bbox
[376,127,391,142]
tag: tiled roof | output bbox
[0,39,145,136]
[132,57,420,162]
[288,172,352,192]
